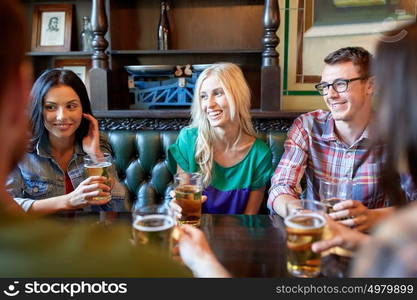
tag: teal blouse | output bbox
[168,127,272,214]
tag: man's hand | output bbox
[330,200,379,232]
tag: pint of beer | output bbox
[84,153,113,201]
[285,200,326,277]
[132,204,175,256]
[174,172,203,226]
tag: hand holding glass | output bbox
[83,153,112,201]
[319,178,352,215]
[174,172,203,226]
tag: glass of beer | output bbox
[132,204,176,256]
[285,200,327,278]
[319,178,352,214]
[174,172,203,226]
[83,153,113,201]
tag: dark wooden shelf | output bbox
[26,51,93,56]
[93,109,303,119]
[110,49,263,55]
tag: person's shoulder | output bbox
[16,151,41,168]
[253,137,271,154]
[293,109,330,131]
[250,138,272,163]
[180,126,197,135]
[178,127,198,140]
[0,216,191,277]
[296,109,329,123]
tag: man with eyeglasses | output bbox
[268,47,394,232]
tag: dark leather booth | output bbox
[103,131,287,213]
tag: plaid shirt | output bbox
[268,110,387,211]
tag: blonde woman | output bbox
[168,63,272,214]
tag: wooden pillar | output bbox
[261,0,281,111]
[90,0,109,111]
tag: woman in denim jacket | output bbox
[6,69,126,213]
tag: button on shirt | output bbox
[268,110,387,211]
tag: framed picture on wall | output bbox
[55,59,92,92]
[31,4,73,52]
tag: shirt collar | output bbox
[321,113,337,141]
[321,113,371,144]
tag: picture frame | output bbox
[55,59,92,92]
[31,4,73,52]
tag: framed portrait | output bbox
[55,59,92,92]
[31,4,73,52]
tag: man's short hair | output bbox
[324,47,372,78]
[0,0,26,100]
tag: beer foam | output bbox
[133,215,174,232]
[85,161,112,168]
[284,213,326,229]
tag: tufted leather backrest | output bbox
[103,130,287,212]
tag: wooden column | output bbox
[90,0,109,111]
[261,0,281,111]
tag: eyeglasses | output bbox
[315,77,367,96]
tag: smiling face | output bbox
[42,84,83,143]
[321,61,373,123]
[199,75,233,128]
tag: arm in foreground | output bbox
[178,225,230,278]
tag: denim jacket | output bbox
[6,133,127,212]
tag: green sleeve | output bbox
[167,128,199,174]
[250,141,273,190]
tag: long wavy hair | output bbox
[372,22,417,206]
[29,68,93,151]
[190,62,256,186]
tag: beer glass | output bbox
[83,153,113,201]
[285,200,327,278]
[174,172,203,226]
[132,204,175,255]
[319,178,352,214]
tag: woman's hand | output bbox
[169,190,207,220]
[66,176,111,209]
[81,113,103,158]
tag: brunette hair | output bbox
[373,23,417,205]
[30,69,93,150]
[324,47,372,78]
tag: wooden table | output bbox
[55,212,350,278]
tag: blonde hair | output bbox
[190,62,256,186]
